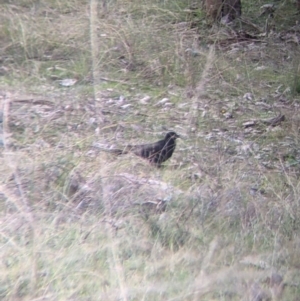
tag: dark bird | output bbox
[106,132,180,167]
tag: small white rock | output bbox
[121,104,132,109]
[58,78,77,87]
[243,92,253,100]
[155,98,169,106]
[140,95,151,104]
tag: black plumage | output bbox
[108,132,180,166]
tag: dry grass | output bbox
[1,0,300,300]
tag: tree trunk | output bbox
[204,0,242,22]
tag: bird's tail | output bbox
[92,143,131,155]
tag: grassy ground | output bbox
[1,0,300,300]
